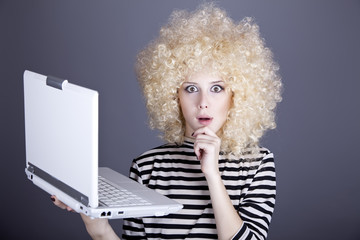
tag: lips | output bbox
[197,115,213,126]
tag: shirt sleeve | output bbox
[122,161,147,239]
[232,152,276,240]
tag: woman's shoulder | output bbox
[218,147,276,181]
[224,146,273,160]
[240,146,275,171]
[220,146,275,171]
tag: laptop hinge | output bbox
[46,75,68,90]
[27,164,35,174]
[80,196,88,206]
[27,162,89,206]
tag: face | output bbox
[178,71,232,137]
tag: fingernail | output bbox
[51,197,55,202]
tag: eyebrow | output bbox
[183,80,225,85]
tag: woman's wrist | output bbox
[204,171,222,183]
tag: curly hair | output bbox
[135,3,282,155]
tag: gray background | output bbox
[1,0,359,239]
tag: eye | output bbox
[210,85,224,93]
[185,85,198,93]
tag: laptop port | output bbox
[118,211,124,215]
[101,212,106,217]
[107,211,111,216]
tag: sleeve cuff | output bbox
[231,221,246,240]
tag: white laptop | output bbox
[23,70,183,219]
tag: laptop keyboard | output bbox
[98,176,151,207]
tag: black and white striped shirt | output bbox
[122,138,276,240]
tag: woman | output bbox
[53,3,282,240]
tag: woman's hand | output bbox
[51,195,120,240]
[51,195,75,212]
[192,127,221,177]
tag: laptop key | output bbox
[98,176,151,207]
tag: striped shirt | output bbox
[122,138,276,240]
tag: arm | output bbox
[234,155,276,239]
[205,170,244,240]
[52,196,121,240]
[193,128,243,240]
[193,128,276,240]
[80,213,120,240]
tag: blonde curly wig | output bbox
[135,3,282,155]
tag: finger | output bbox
[194,138,221,161]
[194,132,221,148]
[194,140,215,160]
[192,127,217,138]
[67,206,75,212]
[51,195,66,209]
[194,134,219,143]
[51,195,74,212]
[194,146,203,160]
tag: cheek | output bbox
[179,97,191,118]
[179,93,196,111]
[220,95,232,112]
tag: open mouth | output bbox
[197,117,213,125]
[198,117,212,121]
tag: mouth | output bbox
[197,116,213,126]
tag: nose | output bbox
[199,92,209,109]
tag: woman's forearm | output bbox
[205,173,243,240]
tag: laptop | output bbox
[23,70,183,219]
